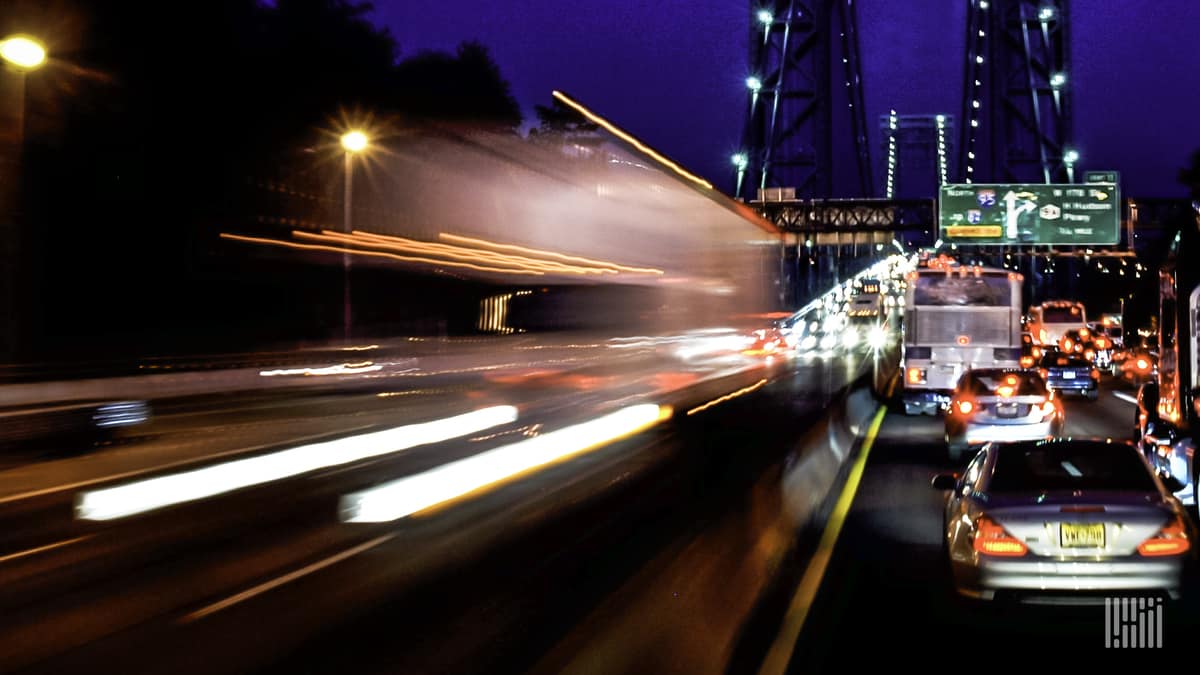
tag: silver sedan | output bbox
[932,439,1195,602]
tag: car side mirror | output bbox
[1158,471,1187,494]
[931,473,958,490]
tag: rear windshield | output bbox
[1040,354,1090,368]
[914,274,1010,307]
[988,443,1157,493]
[962,370,1047,396]
[1041,306,1084,323]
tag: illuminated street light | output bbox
[731,152,748,170]
[339,129,370,340]
[1050,71,1067,89]
[0,35,46,70]
[757,9,774,25]
[1064,149,1079,164]
[340,130,369,153]
[1038,6,1057,21]
[746,76,763,93]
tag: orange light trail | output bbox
[552,90,714,191]
[218,233,545,276]
[317,230,614,276]
[438,232,664,275]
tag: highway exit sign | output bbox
[1085,170,1120,184]
[938,183,1120,245]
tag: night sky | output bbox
[378,1,1200,198]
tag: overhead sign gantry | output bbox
[938,183,1120,246]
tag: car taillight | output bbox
[907,367,926,384]
[955,399,974,415]
[1039,329,1048,343]
[1136,358,1150,371]
[1084,349,1095,361]
[973,516,1028,556]
[1062,338,1074,351]
[1090,368,1100,380]
[1036,399,1056,417]
[1095,338,1109,349]
[996,385,1015,397]
[1020,355,1034,367]
[1038,368,1049,379]
[1137,515,1191,557]
[1032,347,1042,358]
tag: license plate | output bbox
[996,403,1019,418]
[1062,372,1076,379]
[1061,522,1105,548]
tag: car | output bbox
[944,369,1063,461]
[932,439,1195,602]
[1038,352,1100,400]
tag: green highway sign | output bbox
[938,183,1120,245]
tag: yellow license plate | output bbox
[1061,522,1105,548]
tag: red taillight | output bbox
[973,516,1028,556]
[1038,368,1049,379]
[957,335,970,346]
[1084,349,1095,360]
[1090,368,1101,380]
[1020,355,1035,367]
[955,400,974,415]
[1095,338,1109,349]
[1138,515,1191,557]
[1136,358,1150,371]
[907,367,926,384]
[1062,338,1074,351]
[996,385,1015,398]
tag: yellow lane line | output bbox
[756,405,888,675]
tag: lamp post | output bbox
[0,34,46,359]
[339,130,368,341]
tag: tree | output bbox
[1179,149,1200,203]
[394,41,522,131]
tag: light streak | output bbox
[341,404,670,522]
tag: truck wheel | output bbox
[1085,388,1099,402]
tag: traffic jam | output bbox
[896,254,1197,604]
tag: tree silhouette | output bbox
[1179,149,1200,202]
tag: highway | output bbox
[777,380,1200,671]
[0,324,894,674]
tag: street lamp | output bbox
[339,130,369,340]
[0,35,46,71]
[1063,147,1078,182]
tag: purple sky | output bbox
[377,1,1200,198]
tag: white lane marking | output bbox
[1113,391,1138,405]
[179,533,397,623]
[0,535,93,564]
[0,425,378,506]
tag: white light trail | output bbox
[341,404,669,522]
[75,406,519,520]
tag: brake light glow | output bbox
[1136,358,1150,371]
[1037,400,1056,417]
[1137,515,1191,557]
[955,400,974,415]
[1091,368,1101,380]
[907,367,926,384]
[1062,338,1074,351]
[973,516,1028,556]
[1084,349,1095,361]
[1039,329,1048,344]
[1020,355,1035,367]
[996,385,1015,398]
[957,335,970,346]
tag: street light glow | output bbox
[757,9,774,25]
[1064,149,1079,164]
[746,76,763,92]
[731,152,748,169]
[340,130,369,153]
[0,35,47,70]
[1050,71,1066,89]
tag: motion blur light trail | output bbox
[218,233,546,276]
[75,406,519,520]
[341,404,670,522]
[436,232,666,275]
[551,91,714,191]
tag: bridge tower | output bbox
[958,0,1073,184]
[734,0,873,200]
